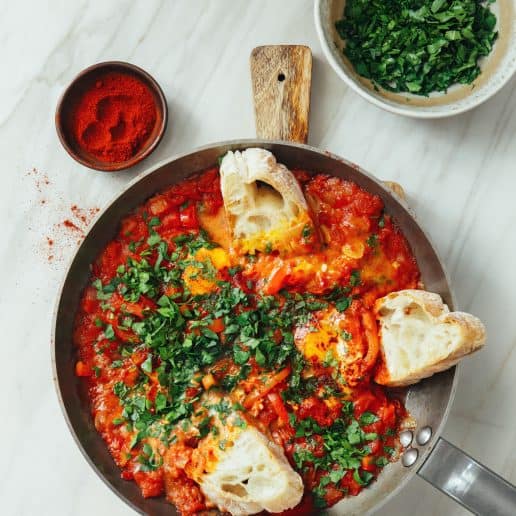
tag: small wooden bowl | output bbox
[55,61,168,171]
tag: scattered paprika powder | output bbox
[68,71,157,163]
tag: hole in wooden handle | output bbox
[250,45,312,143]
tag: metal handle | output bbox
[418,437,516,515]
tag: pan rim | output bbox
[51,138,459,515]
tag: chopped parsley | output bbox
[366,234,379,248]
[360,411,380,425]
[341,330,353,341]
[350,269,361,287]
[302,224,312,239]
[289,404,389,508]
[336,0,498,96]
[80,214,403,512]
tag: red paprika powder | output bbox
[68,71,157,163]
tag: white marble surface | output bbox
[2,1,516,515]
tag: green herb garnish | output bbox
[335,0,498,96]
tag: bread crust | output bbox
[374,289,486,387]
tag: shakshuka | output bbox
[73,151,420,515]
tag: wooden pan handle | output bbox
[250,45,312,144]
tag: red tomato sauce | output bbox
[74,167,419,515]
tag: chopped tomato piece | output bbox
[361,455,376,472]
[267,392,291,427]
[134,469,164,497]
[75,361,91,377]
[201,373,216,390]
[148,196,169,216]
[179,204,198,229]
[263,264,289,295]
[208,317,225,333]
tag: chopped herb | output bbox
[234,416,247,429]
[292,416,370,476]
[335,0,498,96]
[234,348,250,365]
[221,364,251,392]
[342,400,354,416]
[104,324,115,340]
[155,392,167,412]
[349,269,361,287]
[227,266,241,277]
[341,330,352,341]
[113,381,130,399]
[335,296,352,312]
[198,416,212,438]
[323,350,339,369]
[141,355,153,374]
[376,456,389,467]
[293,446,316,469]
[329,467,346,483]
[137,442,163,472]
[147,233,161,247]
[353,468,374,486]
[384,445,396,456]
[366,234,379,248]
[302,224,312,239]
[360,412,379,425]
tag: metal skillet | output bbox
[52,46,516,515]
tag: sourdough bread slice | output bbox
[374,290,486,387]
[199,426,303,515]
[184,391,303,515]
[219,148,315,255]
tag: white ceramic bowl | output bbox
[315,0,516,118]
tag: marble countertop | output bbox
[2,1,515,515]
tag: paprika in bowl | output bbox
[56,61,167,171]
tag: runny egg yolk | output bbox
[183,247,231,295]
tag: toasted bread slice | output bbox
[219,148,315,255]
[199,425,303,515]
[374,290,486,387]
[184,392,303,515]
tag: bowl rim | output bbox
[314,0,516,119]
[55,60,168,171]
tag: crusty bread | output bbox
[219,148,315,255]
[374,290,486,387]
[184,392,303,515]
[199,425,303,515]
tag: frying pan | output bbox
[52,46,516,515]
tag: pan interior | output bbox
[53,140,456,516]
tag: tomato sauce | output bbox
[74,167,420,515]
